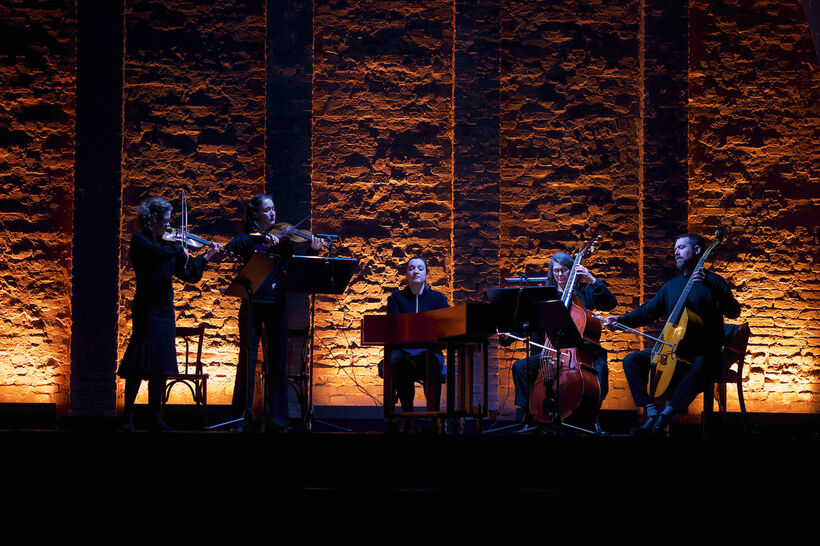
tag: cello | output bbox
[528,229,604,426]
[646,231,725,398]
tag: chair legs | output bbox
[704,380,749,438]
[736,380,749,438]
[163,378,208,428]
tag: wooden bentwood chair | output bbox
[164,323,210,428]
[702,322,751,437]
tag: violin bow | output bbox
[181,189,188,251]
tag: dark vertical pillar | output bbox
[266,0,314,334]
[454,0,501,410]
[641,0,689,298]
[70,0,124,417]
[453,0,501,304]
[266,0,313,223]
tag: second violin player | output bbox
[224,193,323,432]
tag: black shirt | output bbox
[618,271,741,352]
[224,234,294,303]
[386,285,449,315]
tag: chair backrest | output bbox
[721,322,750,380]
[175,323,207,374]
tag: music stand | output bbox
[482,286,558,433]
[207,251,279,432]
[532,300,584,350]
[277,255,359,431]
[487,286,559,351]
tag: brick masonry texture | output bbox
[688,0,820,412]
[0,1,75,407]
[0,0,817,416]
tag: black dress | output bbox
[118,233,208,379]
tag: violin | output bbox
[251,219,336,249]
[161,190,224,261]
[162,227,217,249]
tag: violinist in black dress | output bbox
[604,234,740,435]
[224,194,323,431]
[118,197,223,431]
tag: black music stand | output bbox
[533,300,584,350]
[487,286,559,339]
[207,251,279,432]
[482,286,558,433]
[278,255,358,432]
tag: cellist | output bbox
[506,252,617,425]
[603,233,740,436]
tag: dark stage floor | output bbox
[2,408,817,540]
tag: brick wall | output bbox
[497,0,644,411]
[1,0,817,416]
[311,1,456,407]
[688,0,820,412]
[0,1,74,408]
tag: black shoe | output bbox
[150,414,175,432]
[630,414,659,437]
[230,422,247,433]
[652,413,672,437]
[121,414,135,432]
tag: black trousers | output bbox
[379,349,445,412]
[231,299,290,427]
[622,348,722,413]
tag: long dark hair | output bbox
[244,193,273,234]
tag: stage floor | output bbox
[3,422,818,540]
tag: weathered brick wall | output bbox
[2,0,818,417]
[498,0,643,411]
[119,0,266,405]
[688,0,820,412]
[0,1,74,407]
[311,0,455,407]
[70,0,124,417]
